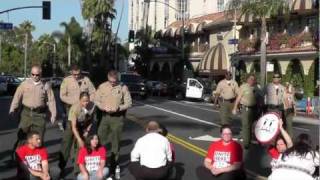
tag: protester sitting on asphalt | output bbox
[77,134,109,180]
[196,125,245,180]
[68,91,96,175]
[159,123,175,163]
[268,119,293,170]
[268,133,319,180]
[129,121,172,180]
[16,131,60,180]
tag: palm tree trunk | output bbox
[260,16,267,87]
[68,36,71,67]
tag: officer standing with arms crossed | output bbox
[94,70,132,175]
[9,65,57,150]
[232,74,259,149]
[214,71,239,125]
[58,64,96,172]
[265,73,285,119]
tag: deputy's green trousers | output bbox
[14,108,46,150]
[240,106,255,148]
[219,101,234,125]
[284,108,294,137]
[58,122,74,169]
[98,113,124,162]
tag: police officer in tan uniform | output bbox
[265,73,285,117]
[232,74,259,149]
[214,71,239,125]
[9,65,56,148]
[58,64,95,172]
[95,70,132,173]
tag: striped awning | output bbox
[187,23,198,34]
[292,0,314,11]
[164,28,176,38]
[196,21,211,33]
[198,43,228,75]
[175,26,183,37]
[154,30,162,39]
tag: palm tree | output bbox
[82,0,116,68]
[227,0,290,87]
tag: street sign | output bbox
[0,22,13,30]
[228,38,238,45]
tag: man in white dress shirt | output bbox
[129,121,172,180]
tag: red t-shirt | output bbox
[268,146,280,159]
[16,145,48,171]
[77,146,107,172]
[206,140,243,168]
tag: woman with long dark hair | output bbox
[268,133,319,180]
[268,119,293,170]
[77,134,108,180]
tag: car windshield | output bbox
[121,75,142,83]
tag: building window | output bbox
[217,0,224,12]
[176,0,189,20]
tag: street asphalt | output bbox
[0,95,318,180]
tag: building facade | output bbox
[128,0,232,32]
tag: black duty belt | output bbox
[240,104,256,109]
[267,104,283,109]
[23,106,47,113]
[102,110,125,117]
[223,98,236,103]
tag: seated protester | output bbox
[77,134,109,180]
[158,123,175,163]
[70,92,96,172]
[268,119,293,170]
[197,125,245,180]
[16,131,60,180]
[268,133,319,180]
[129,121,172,180]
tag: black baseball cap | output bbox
[273,73,281,78]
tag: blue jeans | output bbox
[77,167,109,180]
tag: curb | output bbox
[293,116,319,125]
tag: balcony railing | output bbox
[238,29,317,54]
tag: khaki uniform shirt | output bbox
[283,90,295,110]
[239,83,258,107]
[265,83,285,106]
[94,82,132,112]
[68,102,95,122]
[9,78,57,119]
[60,75,96,105]
[215,79,239,100]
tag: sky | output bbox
[0,0,129,42]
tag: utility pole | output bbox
[53,43,56,77]
[68,36,71,67]
[0,33,2,64]
[24,33,28,78]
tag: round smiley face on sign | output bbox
[254,113,281,144]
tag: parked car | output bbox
[43,77,63,89]
[119,72,147,99]
[1,75,22,95]
[146,81,168,96]
[0,76,8,95]
[167,78,213,102]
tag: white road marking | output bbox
[181,100,213,107]
[136,101,221,127]
[293,127,310,132]
[167,100,219,113]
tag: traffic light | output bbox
[42,1,51,20]
[128,30,135,43]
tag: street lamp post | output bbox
[144,0,185,63]
[24,33,28,78]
